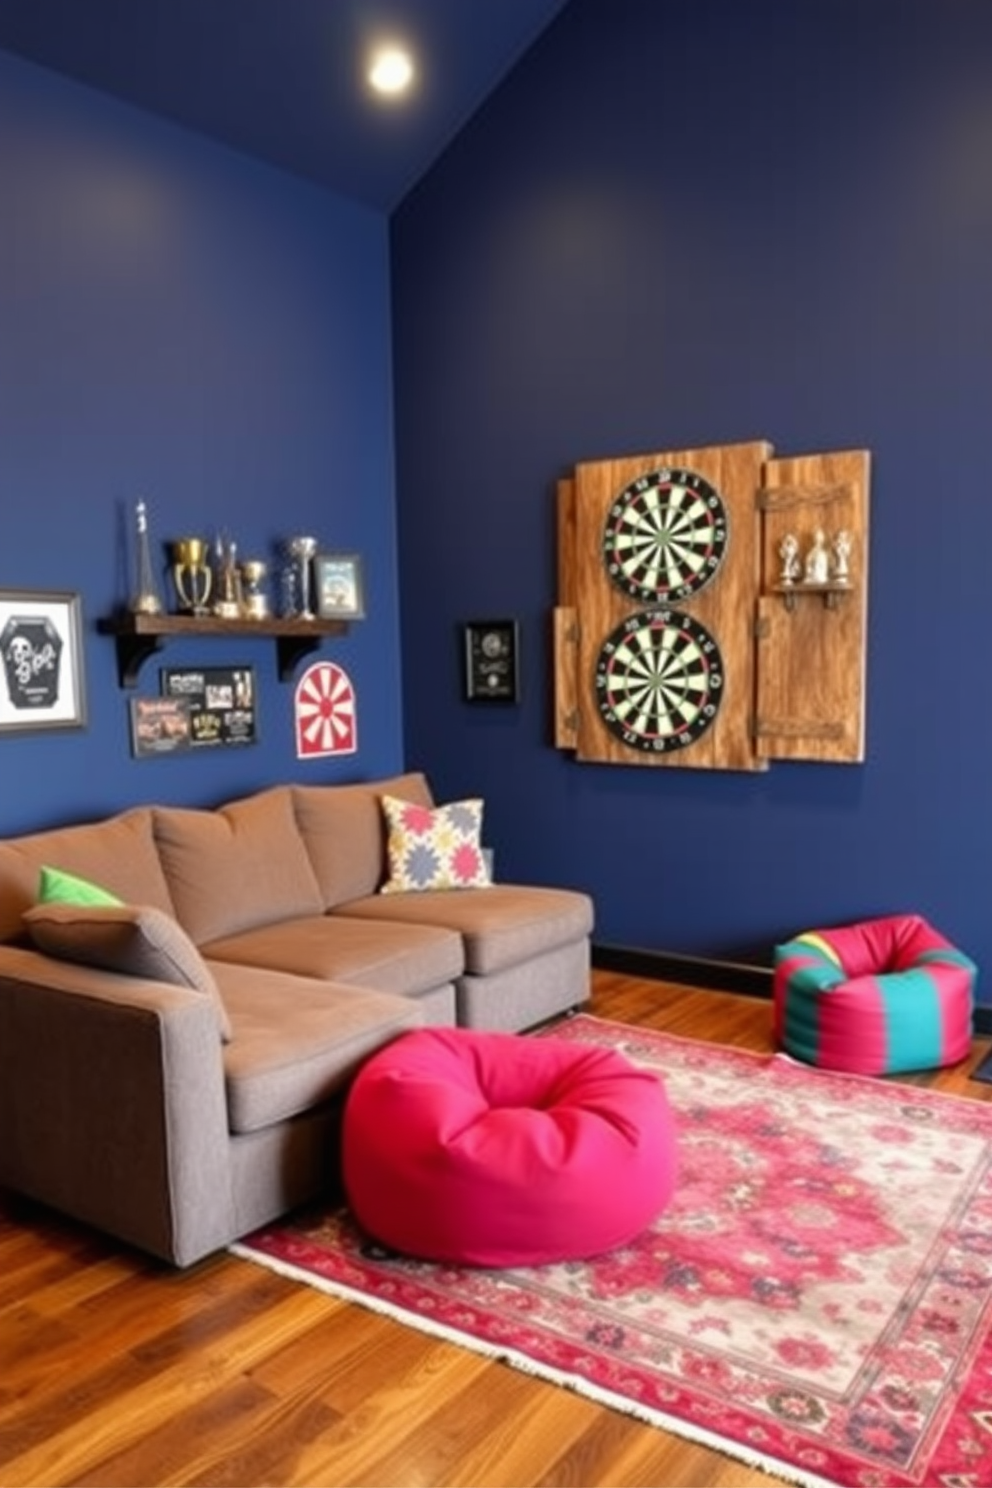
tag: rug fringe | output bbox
[230,1241,843,1488]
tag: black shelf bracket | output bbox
[110,631,165,688]
[275,632,325,683]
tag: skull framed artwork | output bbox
[0,590,87,733]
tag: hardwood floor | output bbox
[2,970,991,1488]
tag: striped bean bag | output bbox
[773,914,976,1074]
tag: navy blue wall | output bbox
[0,49,403,832]
[393,0,992,993]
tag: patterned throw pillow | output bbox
[379,795,491,894]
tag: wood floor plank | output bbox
[285,1337,496,1486]
[0,1263,301,1431]
[77,1378,341,1488]
[0,971,989,1487]
[249,1293,444,1409]
[420,1372,603,1488]
[328,1355,584,1488]
[0,1289,335,1486]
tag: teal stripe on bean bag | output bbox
[787,961,844,993]
[877,967,943,1072]
[774,937,813,965]
[783,990,822,1065]
[916,946,978,974]
[781,954,843,1064]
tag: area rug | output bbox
[233,1017,992,1488]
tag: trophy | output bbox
[130,500,163,615]
[171,538,213,615]
[831,529,853,584]
[285,535,318,620]
[212,531,242,619]
[240,559,269,620]
[778,532,801,586]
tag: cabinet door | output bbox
[754,450,870,763]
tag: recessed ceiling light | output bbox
[368,46,415,97]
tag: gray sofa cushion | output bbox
[334,883,594,976]
[202,912,463,998]
[0,808,176,944]
[291,772,433,908]
[152,787,323,944]
[23,902,233,1041]
[214,962,422,1133]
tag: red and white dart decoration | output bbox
[294,661,357,759]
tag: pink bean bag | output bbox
[774,913,976,1074]
[342,1026,677,1266]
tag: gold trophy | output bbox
[171,538,213,615]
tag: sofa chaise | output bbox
[0,771,593,1266]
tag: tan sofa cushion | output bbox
[214,963,422,1133]
[336,883,594,976]
[0,808,175,944]
[23,902,233,1041]
[292,772,433,908]
[202,912,463,997]
[152,788,323,945]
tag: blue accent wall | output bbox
[0,49,403,832]
[6,0,992,1004]
[393,0,992,996]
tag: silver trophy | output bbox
[213,531,242,619]
[778,532,801,586]
[831,529,853,584]
[131,500,164,615]
[286,535,318,620]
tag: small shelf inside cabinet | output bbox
[771,582,852,613]
[98,613,347,687]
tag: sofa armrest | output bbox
[0,946,235,1266]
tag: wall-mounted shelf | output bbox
[771,582,852,612]
[98,613,347,687]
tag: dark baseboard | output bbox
[591,942,992,1037]
[592,943,773,998]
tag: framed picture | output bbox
[463,619,520,703]
[0,589,87,733]
[129,696,192,758]
[160,666,258,748]
[314,552,365,620]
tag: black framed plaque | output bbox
[160,666,258,747]
[463,619,520,703]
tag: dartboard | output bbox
[594,609,724,753]
[602,467,729,603]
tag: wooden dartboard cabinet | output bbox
[553,440,870,771]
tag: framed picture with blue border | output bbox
[314,553,365,620]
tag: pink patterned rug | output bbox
[233,1017,992,1488]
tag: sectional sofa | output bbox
[0,772,593,1265]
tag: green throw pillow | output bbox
[38,865,124,908]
